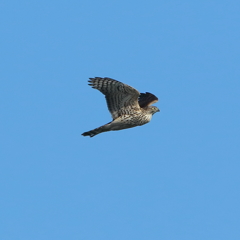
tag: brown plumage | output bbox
[82,77,160,137]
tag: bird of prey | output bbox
[82,77,160,137]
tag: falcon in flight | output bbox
[82,77,160,137]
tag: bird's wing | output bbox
[138,92,158,108]
[88,77,141,119]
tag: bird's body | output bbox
[82,77,160,137]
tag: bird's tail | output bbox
[82,122,111,137]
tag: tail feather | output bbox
[82,128,100,137]
[82,122,111,137]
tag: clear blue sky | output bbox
[1,1,240,239]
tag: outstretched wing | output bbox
[88,77,141,119]
[138,92,158,108]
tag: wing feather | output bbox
[88,77,140,119]
[138,92,158,108]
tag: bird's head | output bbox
[149,106,160,115]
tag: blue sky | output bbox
[1,0,240,239]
